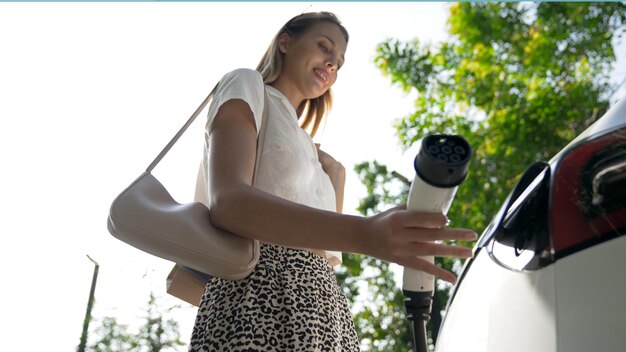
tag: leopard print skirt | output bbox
[188,243,360,351]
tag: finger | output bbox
[400,242,474,259]
[401,211,449,229]
[402,257,458,284]
[402,228,477,242]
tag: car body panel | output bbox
[435,250,556,352]
[554,235,626,352]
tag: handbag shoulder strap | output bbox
[146,84,270,183]
[252,90,270,184]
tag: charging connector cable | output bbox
[403,135,471,352]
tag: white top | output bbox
[195,68,342,266]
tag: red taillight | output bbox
[551,128,626,258]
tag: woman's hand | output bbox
[316,144,346,212]
[364,205,476,284]
[316,144,345,178]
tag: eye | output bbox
[319,43,329,53]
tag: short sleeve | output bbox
[206,68,265,136]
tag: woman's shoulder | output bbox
[209,68,265,131]
[220,68,263,86]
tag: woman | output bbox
[189,11,476,351]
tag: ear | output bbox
[277,32,291,54]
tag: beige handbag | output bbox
[166,264,211,306]
[107,85,269,283]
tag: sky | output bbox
[0,2,624,351]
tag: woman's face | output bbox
[276,21,348,105]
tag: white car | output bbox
[435,97,626,352]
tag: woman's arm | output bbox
[208,99,475,283]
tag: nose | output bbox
[325,56,338,72]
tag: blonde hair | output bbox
[256,12,349,137]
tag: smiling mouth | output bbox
[314,69,329,84]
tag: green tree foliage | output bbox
[337,3,626,350]
[86,293,185,352]
[135,293,185,352]
[88,317,137,352]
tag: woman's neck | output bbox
[269,78,304,110]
